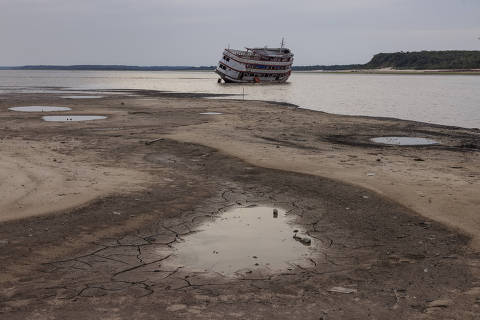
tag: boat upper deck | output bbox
[225,48,293,66]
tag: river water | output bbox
[1,70,479,128]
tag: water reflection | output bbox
[164,206,313,276]
[9,106,71,112]
[371,137,439,146]
[1,70,479,128]
[62,95,104,99]
[42,115,107,122]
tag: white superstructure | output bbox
[215,44,294,83]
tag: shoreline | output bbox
[304,72,480,76]
[1,91,479,318]
[296,69,480,75]
[3,82,479,129]
[2,68,480,75]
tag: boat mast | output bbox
[280,37,285,48]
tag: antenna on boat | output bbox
[281,37,285,48]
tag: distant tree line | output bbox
[294,51,480,70]
[1,51,479,71]
[363,51,480,70]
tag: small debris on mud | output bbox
[418,221,432,229]
[328,286,357,294]
[293,234,312,246]
[426,299,452,308]
[167,304,187,312]
[145,138,164,145]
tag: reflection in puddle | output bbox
[371,136,439,146]
[199,112,223,115]
[42,115,107,122]
[164,206,313,276]
[62,95,104,99]
[9,106,71,112]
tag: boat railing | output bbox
[226,49,291,63]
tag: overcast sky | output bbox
[0,0,479,66]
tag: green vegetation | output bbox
[364,51,480,70]
[293,51,480,71]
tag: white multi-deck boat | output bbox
[215,41,294,83]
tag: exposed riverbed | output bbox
[0,90,479,319]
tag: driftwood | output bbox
[145,138,164,145]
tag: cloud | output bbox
[0,0,478,65]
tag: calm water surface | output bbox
[162,206,312,276]
[1,70,479,128]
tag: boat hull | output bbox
[215,69,290,84]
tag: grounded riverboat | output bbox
[215,42,294,83]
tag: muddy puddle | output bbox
[42,115,107,122]
[199,112,223,115]
[9,106,71,112]
[163,206,314,276]
[62,95,104,99]
[371,136,439,146]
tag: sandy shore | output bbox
[0,91,479,319]
[0,138,150,222]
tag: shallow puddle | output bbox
[164,206,313,276]
[371,136,439,146]
[199,112,223,115]
[42,115,107,122]
[9,106,71,112]
[62,95,104,99]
